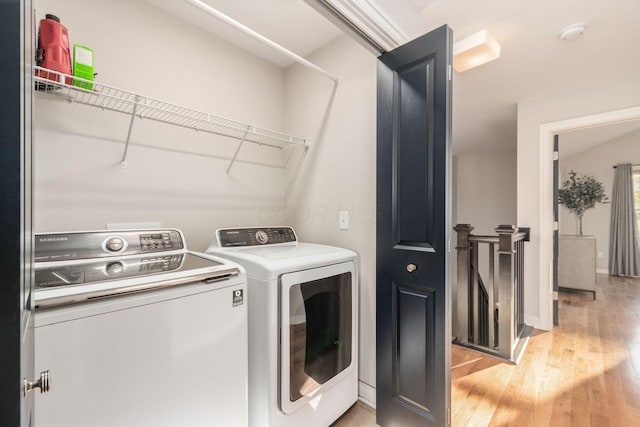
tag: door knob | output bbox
[406,263,417,273]
[24,370,50,397]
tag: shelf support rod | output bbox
[284,145,309,204]
[226,126,252,176]
[121,96,140,168]
[183,0,340,83]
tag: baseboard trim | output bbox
[596,268,609,275]
[358,381,376,408]
[524,314,540,329]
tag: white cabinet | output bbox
[559,235,597,298]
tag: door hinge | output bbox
[448,65,452,81]
[553,291,559,301]
[553,221,559,231]
[447,407,451,425]
[448,237,451,253]
[553,151,559,161]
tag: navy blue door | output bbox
[376,25,452,427]
[0,1,35,425]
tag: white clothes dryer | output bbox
[206,227,358,427]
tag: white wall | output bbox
[283,36,378,404]
[453,151,517,328]
[517,76,640,330]
[34,0,293,251]
[455,151,517,234]
[559,128,640,273]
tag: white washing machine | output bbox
[33,229,248,427]
[206,227,358,427]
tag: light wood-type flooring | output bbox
[332,274,640,426]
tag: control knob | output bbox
[255,230,269,244]
[106,261,125,276]
[105,237,124,252]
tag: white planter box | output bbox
[559,235,597,298]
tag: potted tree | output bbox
[558,170,607,235]
[557,170,607,298]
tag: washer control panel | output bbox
[218,227,297,247]
[35,229,185,262]
[139,231,182,252]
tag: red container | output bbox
[36,14,72,84]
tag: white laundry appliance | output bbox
[206,227,358,427]
[33,229,248,427]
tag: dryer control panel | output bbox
[217,227,297,247]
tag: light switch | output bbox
[339,211,349,230]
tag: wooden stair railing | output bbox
[453,224,530,362]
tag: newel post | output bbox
[453,224,474,344]
[496,224,518,360]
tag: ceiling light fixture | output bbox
[452,29,501,73]
[559,23,587,41]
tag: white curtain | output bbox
[609,163,640,276]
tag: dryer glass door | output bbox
[280,261,356,414]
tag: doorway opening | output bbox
[539,106,640,328]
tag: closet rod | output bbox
[613,164,640,168]
[183,0,340,83]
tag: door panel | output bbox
[394,283,435,419]
[377,25,452,427]
[395,59,435,249]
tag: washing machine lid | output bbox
[33,229,243,309]
[34,251,242,309]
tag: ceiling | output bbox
[418,0,640,154]
[145,0,343,67]
[147,0,640,155]
[559,119,640,160]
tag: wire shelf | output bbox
[34,66,308,150]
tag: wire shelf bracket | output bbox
[226,125,252,176]
[120,95,141,168]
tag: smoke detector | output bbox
[560,23,587,41]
